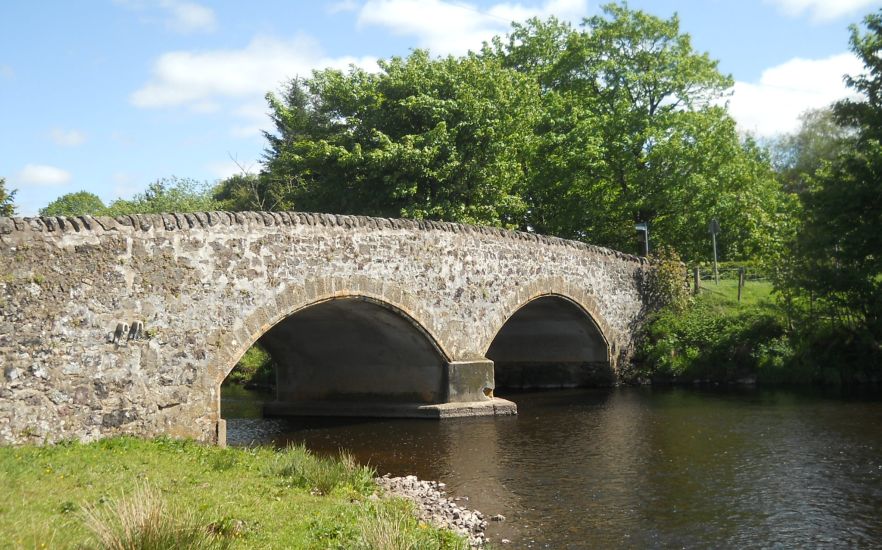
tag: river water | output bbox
[223,386,882,548]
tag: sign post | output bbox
[708,219,720,285]
[635,222,649,257]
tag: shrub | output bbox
[645,246,691,313]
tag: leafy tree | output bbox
[213,172,283,211]
[0,177,16,217]
[260,50,541,227]
[105,177,220,215]
[39,191,106,217]
[783,10,882,343]
[490,5,788,260]
[770,107,856,194]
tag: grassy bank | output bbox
[0,437,467,549]
[637,275,882,384]
[636,277,792,384]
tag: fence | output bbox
[690,264,771,303]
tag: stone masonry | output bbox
[0,212,650,445]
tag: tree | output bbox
[105,177,219,215]
[490,4,788,260]
[40,191,106,217]
[0,177,15,217]
[784,10,882,342]
[260,50,541,227]
[770,107,856,194]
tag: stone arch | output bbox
[483,278,618,389]
[482,277,616,359]
[208,276,452,391]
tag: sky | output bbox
[2,0,880,216]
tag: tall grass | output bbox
[357,502,469,550]
[81,484,231,550]
[272,444,375,495]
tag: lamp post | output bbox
[635,222,649,257]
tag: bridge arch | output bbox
[484,279,617,389]
[210,276,453,391]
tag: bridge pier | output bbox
[260,359,515,423]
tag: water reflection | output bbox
[223,386,882,548]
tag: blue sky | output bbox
[2,0,880,215]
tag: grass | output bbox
[694,277,775,308]
[0,437,467,549]
[637,277,790,383]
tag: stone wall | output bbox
[0,212,650,445]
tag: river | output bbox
[222,385,882,548]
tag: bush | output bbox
[635,273,796,383]
[645,246,691,313]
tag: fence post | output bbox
[693,266,701,295]
[737,267,745,303]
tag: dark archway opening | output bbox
[487,296,612,391]
[221,297,447,420]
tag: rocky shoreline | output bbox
[376,474,492,547]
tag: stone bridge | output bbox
[0,212,651,445]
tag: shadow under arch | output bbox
[211,277,453,392]
[485,292,615,390]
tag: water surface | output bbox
[223,386,882,548]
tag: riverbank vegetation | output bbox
[0,437,467,549]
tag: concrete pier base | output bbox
[263,397,517,419]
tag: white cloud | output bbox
[161,0,217,33]
[0,64,13,80]
[114,0,216,33]
[765,0,882,21]
[49,128,86,147]
[728,53,863,137]
[131,34,377,109]
[229,102,269,138]
[328,0,360,14]
[17,164,72,186]
[207,160,257,180]
[357,0,587,55]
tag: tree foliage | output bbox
[105,177,219,215]
[39,191,106,217]
[255,50,540,227]
[490,5,788,260]
[770,107,856,194]
[0,177,16,217]
[780,9,882,345]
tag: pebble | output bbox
[375,474,489,548]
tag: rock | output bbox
[375,474,487,548]
[490,514,506,522]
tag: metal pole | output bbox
[737,267,744,303]
[644,225,649,257]
[712,232,719,285]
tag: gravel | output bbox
[376,474,488,547]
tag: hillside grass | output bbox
[0,437,467,550]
